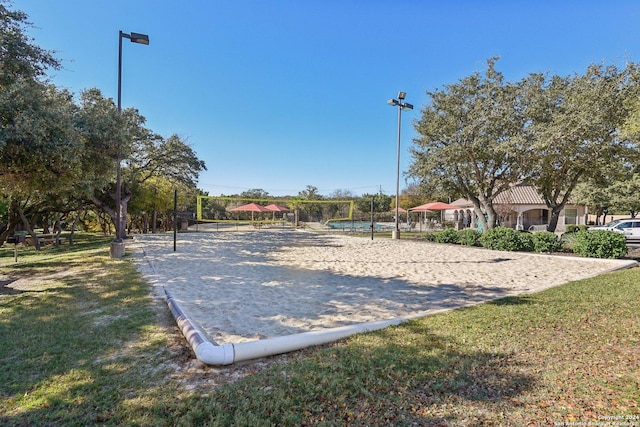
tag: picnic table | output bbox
[25,233,66,246]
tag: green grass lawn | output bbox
[1,234,638,426]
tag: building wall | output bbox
[446,203,588,232]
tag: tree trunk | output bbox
[595,209,603,225]
[90,193,131,239]
[484,205,499,229]
[91,196,116,237]
[152,208,157,233]
[547,207,561,232]
[121,195,130,238]
[69,210,83,245]
[466,196,488,232]
[545,199,571,233]
[469,194,500,231]
[53,214,63,246]
[1,199,20,245]
[16,205,40,251]
[42,214,50,234]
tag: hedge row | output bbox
[420,227,628,259]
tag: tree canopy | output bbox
[0,2,206,244]
[410,58,528,231]
[0,1,59,87]
[522,63,639,230]
[410,58,640,231]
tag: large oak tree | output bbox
[521,63,639,231]
[409,58,528,230]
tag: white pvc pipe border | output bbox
[164,258,639,366]
[164,287,413,366]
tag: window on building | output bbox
[565,208,577,225]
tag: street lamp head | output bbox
[401,102,414,111]
[387,99,399,106]
[129,32,150,45]
[120,30,150,45]
[397,91,406,100]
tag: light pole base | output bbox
[392,230,400,240]
[110,240,125,258]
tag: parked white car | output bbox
[588,218,640,242]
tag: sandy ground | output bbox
[132,229,636,346]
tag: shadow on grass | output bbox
[0,243,174,426]
[171,319,536,426]
[0,234,113,263]
[0,278,21,295]
[487,294,536,306]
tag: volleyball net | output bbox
[196,196,355,225]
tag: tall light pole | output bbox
[387,91,413,240]
[111,30,149,259]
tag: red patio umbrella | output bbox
[410,201,460,224]
[229,203,269,220]
[391,207,409,224]
[264,204,290,220]
[408,204,433,213]
[409,202,459,212]
[425,202,460,210]
[264,204,290,212]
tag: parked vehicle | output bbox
[588,218,640,241]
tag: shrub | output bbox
[479,227,534,252]
[572,230,628,259]
[560,232,579,252]
[532,231,563,253]
[420,232,438,242]
[442,221,456,229]
[565,224,580,234]
[516,232,535,252]
[457,229,481,246]
[435,228,459,244]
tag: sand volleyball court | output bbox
[133,230,635,351]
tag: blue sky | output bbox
[19,1,640,197]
